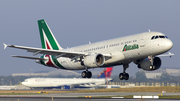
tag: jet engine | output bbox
[83,54,105,68]
[137,57,161,71]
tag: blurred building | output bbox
[12,73,49,77]
[12,69,82,77]
[12,69,102,77]
[0,85,30,90]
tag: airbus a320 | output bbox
[4,19,174,80]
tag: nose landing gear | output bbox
[148,55,155,70]
[119,64,129,80]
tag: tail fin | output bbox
[38,19,63,50]
[97,67,113,78]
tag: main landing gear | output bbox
[119,64,129,80]
[81,67,92,78]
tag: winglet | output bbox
[168,52,174,55]
[3,43,7,49]
[168,52,174,58]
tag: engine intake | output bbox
[83,54,105,68]
[138,57,161,71]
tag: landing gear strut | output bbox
[81,67,92,78]
[119,64,129,80]
[148,55,155,70]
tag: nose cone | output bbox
[165,39,173,51]
[21,82,28,87]
[21,82,25,85]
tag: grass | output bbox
[159,95,180,99]
[0,93,35,95]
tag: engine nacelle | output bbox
[83,54,105,68]
[138,57,161,71]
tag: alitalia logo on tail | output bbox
[37,19,66,69]
[122,44,139,51]
[38,19,63,50]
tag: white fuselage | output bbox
[22,78,111,88]
[47,32,172,70]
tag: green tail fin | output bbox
[38,19,63,50]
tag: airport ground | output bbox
[0,93,180,101]
[0,98,179,101]
[0,86,180,100]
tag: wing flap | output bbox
[11,55,45,60]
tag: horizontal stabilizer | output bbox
[11,55,45,60]
[3,43,7,49]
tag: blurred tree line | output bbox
[111,71,180,83]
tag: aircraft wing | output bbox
[156,52,174,57]
[3,43,112,60]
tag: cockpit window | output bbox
[155,36,159,39]
[151,35,168,40]
[159,36,165,38]
[151,36,155,40]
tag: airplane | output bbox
[21,67,113,89]
[3,19,174,80]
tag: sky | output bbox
[1,0,180,76]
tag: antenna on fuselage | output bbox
[148,29,151,32]
[89,41,91,44]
